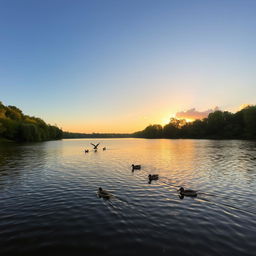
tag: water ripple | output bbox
[0,139,256,255]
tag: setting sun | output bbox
[184,118,194,123]
[160,116,195,126]
[160,113,176,125]
[161,117,171,125]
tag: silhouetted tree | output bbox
[133,106,256,140]
[242,106,256,138]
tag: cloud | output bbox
[239,104,252,110]
[175,107,219,120]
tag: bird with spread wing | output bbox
[90,143,100,149]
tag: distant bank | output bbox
[63,132,132,139]
[2,100,256,142]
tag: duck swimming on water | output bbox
[148,174,159,184]
[131,164,141,170]
[178,187,197,197]
[98,187,112,199]
[148,174,159,181]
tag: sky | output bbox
[1,0,256,133]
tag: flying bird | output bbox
[90,143,100,149]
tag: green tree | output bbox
[0,101,63,142]
[242,106,256,138]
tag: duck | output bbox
[178,187,197,197]
[148,174,159,181]
[103,147,106,151]
[84,149,89,153]
[98,187,112,199]
[131,164,141,170]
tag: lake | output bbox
[0,139,256,255]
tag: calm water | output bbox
[0,139,256,255]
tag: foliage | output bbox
[133,106,256,140]
[0,101,63,142]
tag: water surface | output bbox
[0,139,256,255]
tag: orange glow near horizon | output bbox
[160,115,195,126]
[61,114,196,133]
[60,119,148,134]
[160,114,174,126]
[184,118,194,123]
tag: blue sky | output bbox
[1,0,256,132]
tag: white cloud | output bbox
[239,104,252,110]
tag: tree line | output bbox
[133,106,256,140]
[0,101,63,142]
[63,132,131,138]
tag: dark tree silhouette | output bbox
[133,106,256,140]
